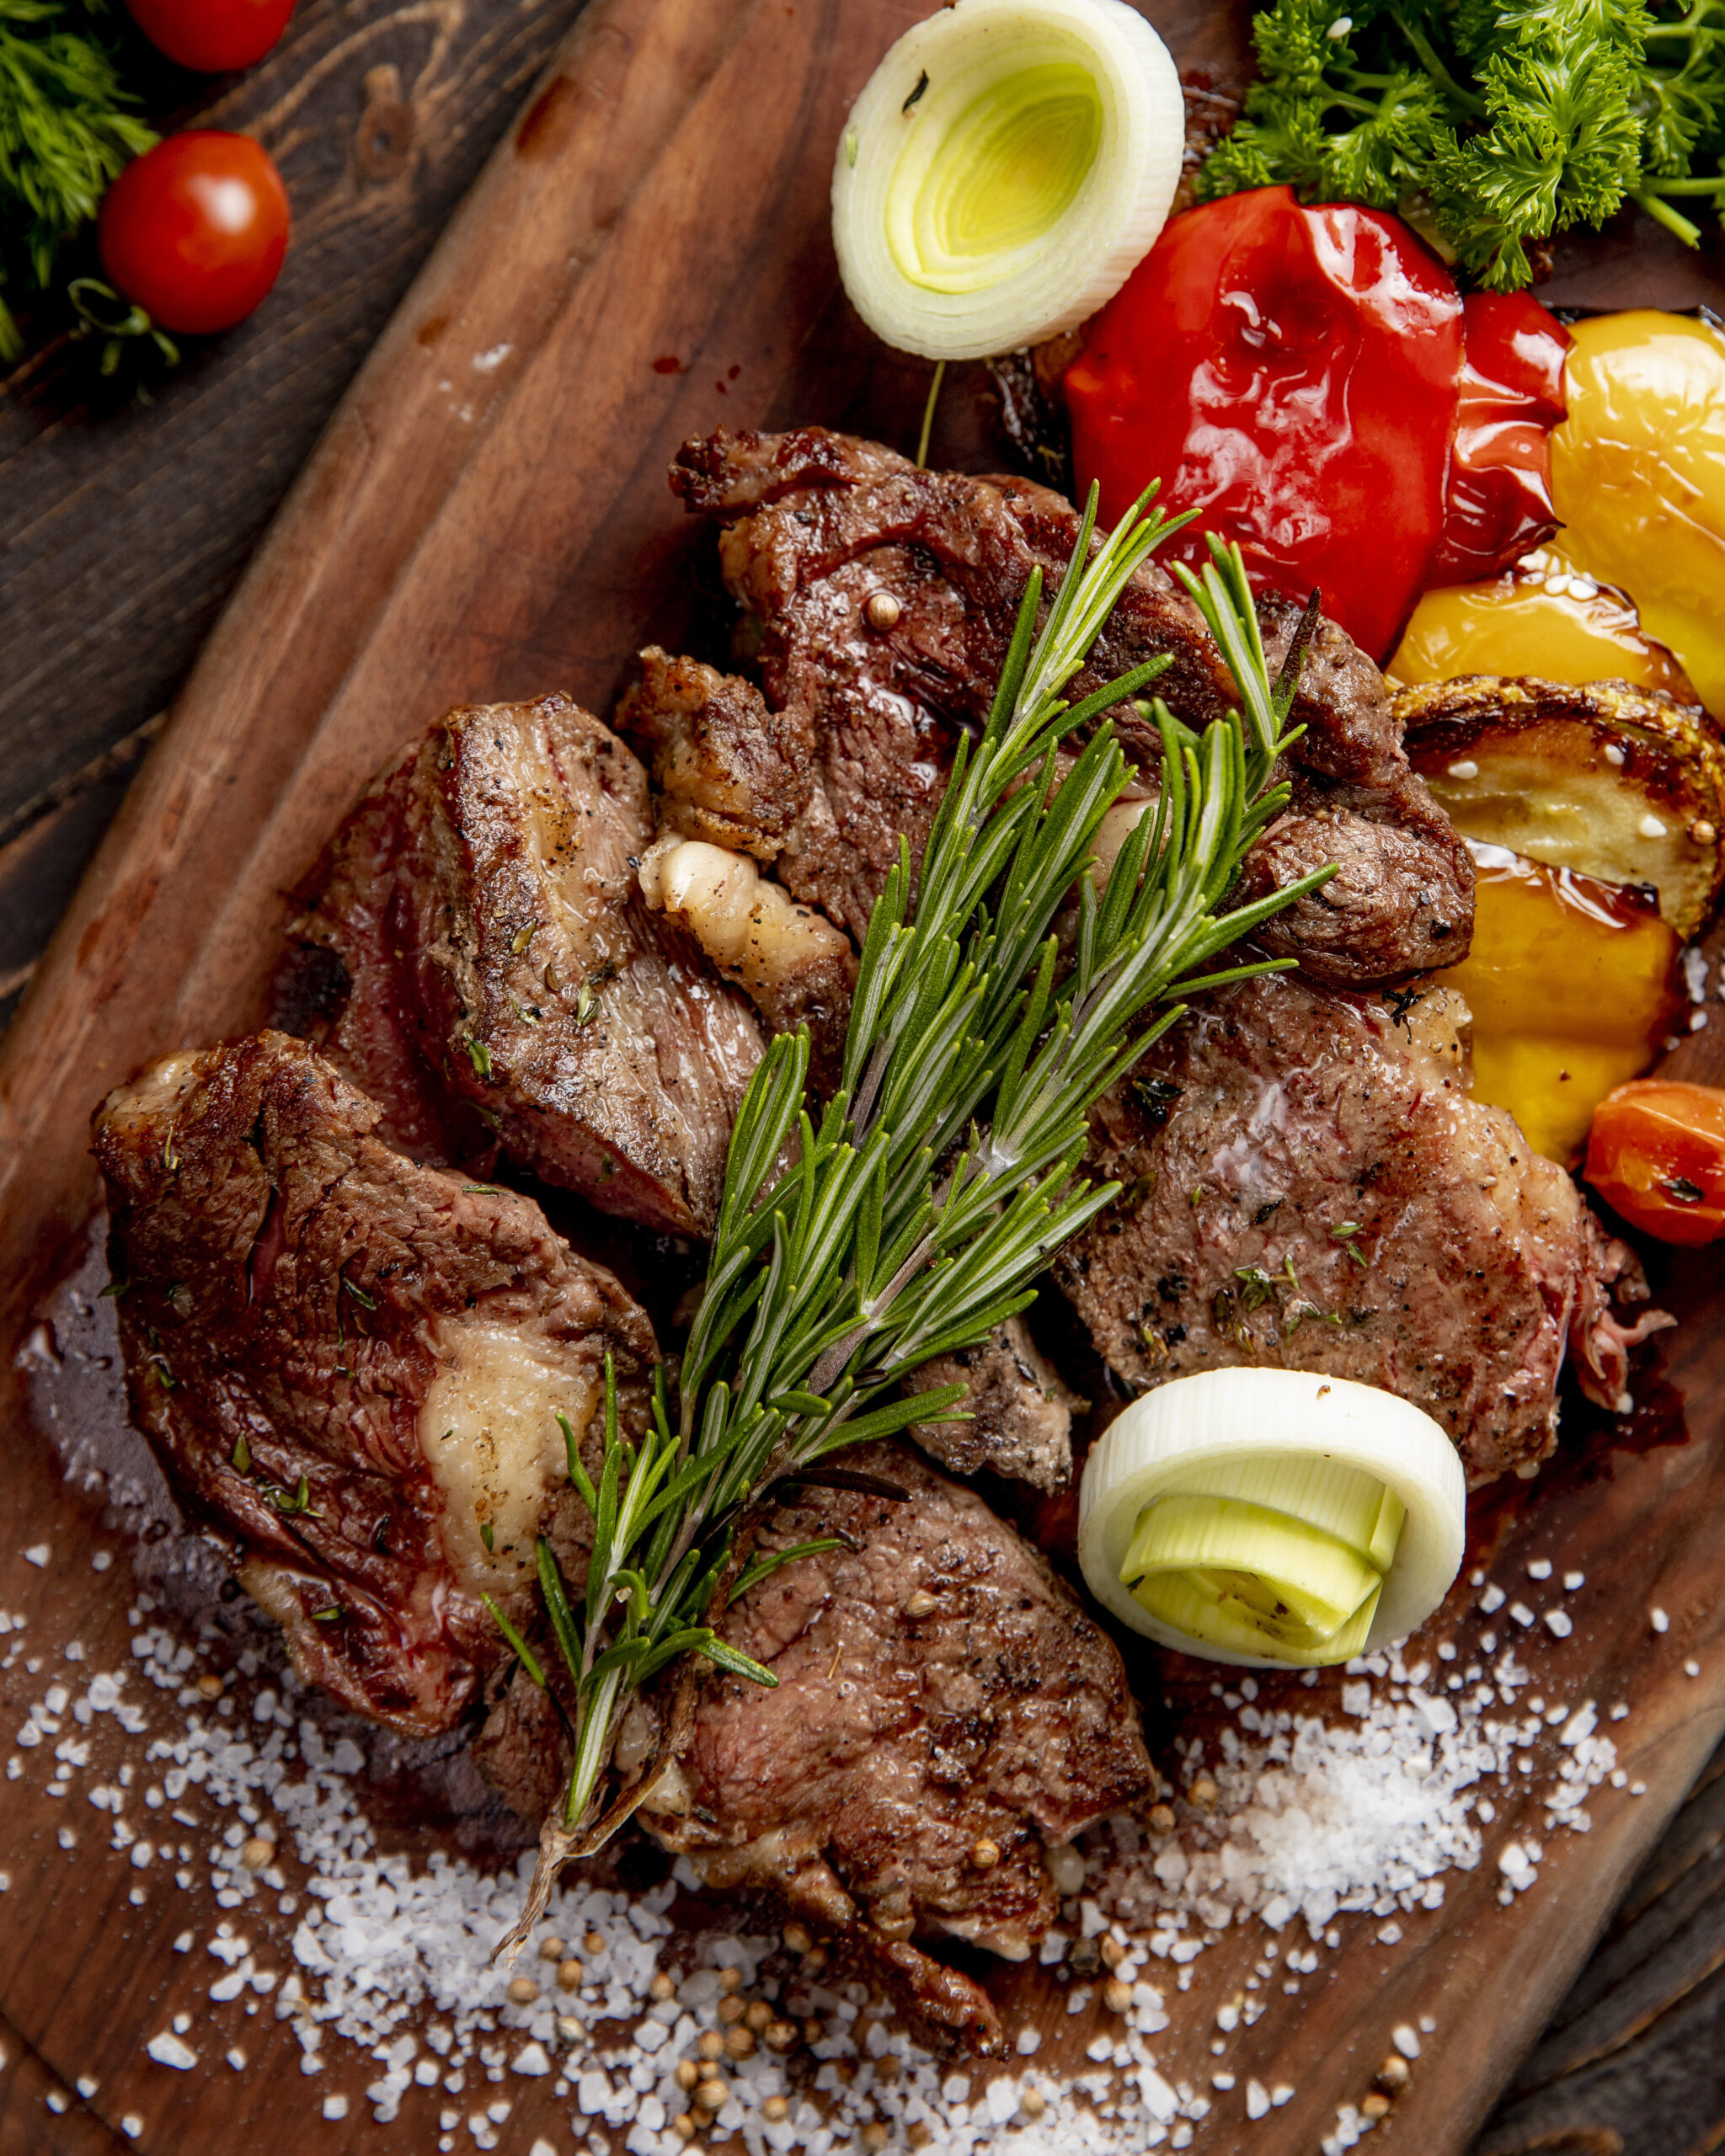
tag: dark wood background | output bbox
[1,3,1722,2151]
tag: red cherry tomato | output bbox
[1066,187,1465,663]
[123,0,295,72]
[1429,291,1572,586]
[99,132,289,336]
[1584,1080,1725,1246]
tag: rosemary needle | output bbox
[493,489,1332,1950]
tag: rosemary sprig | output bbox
[492,492,1332,1954]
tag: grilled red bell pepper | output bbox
[1065,187,1573,661]
[1066,187,1465,661]
[1429,291,1571,586]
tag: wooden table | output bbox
[1,4,1721,2150]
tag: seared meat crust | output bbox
[616,647,814,862]
[670,426,1471,980]
[1053,972,1664,1484]
[294,695,764,1236]
[633,1442,1153,2045]
[905,1314,1082,1493]
[93,1033,654,1734]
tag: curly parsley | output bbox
[1199,0,1725,291]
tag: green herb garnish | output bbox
[1198,0,1725,290]
[0,0,158,359]
[258,1475,318,1519]
[490,492,1332,1955]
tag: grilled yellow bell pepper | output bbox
[1436,841,1680,1163]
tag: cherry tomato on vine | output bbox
[124,0,295,73]
[99,132,290,336]
[1584,1080,1725,1246]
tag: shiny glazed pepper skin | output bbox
[1551,311,1725,720]
[1388,547,1697,702]
[1429,292,1570,586]
[1065,186,1464,663]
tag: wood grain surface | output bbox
[0,0,591,1030]
[6,2,1725,2151]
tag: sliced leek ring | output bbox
[831,0,1184,362]
[1078,1370,1466,1669]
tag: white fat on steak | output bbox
[93,1031,656,1735]
[418,1320,600,1598]
[638,834,852,1004]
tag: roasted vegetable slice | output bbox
[1434,842,1680,1163]
[1396,675,1725,939]
[1387,547,1698,706]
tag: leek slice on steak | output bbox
[1078,1370,1464,1669]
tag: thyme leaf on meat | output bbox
[491,492,1336,1956]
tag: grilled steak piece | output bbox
[628,1440,1153,2047]
[93,1032,655,1734]
[905,1313,1083,1493]
[292,695,764,1236]
[616,646,814,863]
[670,426,1471,981]
[1053,972,1669,1484]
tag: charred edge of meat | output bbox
[624,1446,1152,2041]
[1053,969,1669,1486]
[91,1030,656,1737]
[290,696,766,1237]
[668,425,1474,985]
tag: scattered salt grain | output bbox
[1544,1611,1573,1639]
[1247,2078,1270,2118]
[1652,1608,1669,1633]
[1563,1572,1584,1592]
[146,2032,197,2071]
[22,1546,49,1568]
[1526,1560,1552,1580]
[1686,1660,1701,1678]
[1479,1584,1506,1614]
[321,2095,348,2121]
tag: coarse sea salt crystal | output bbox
[146,2032,197,2071]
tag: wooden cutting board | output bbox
[4,1,1725,2148]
